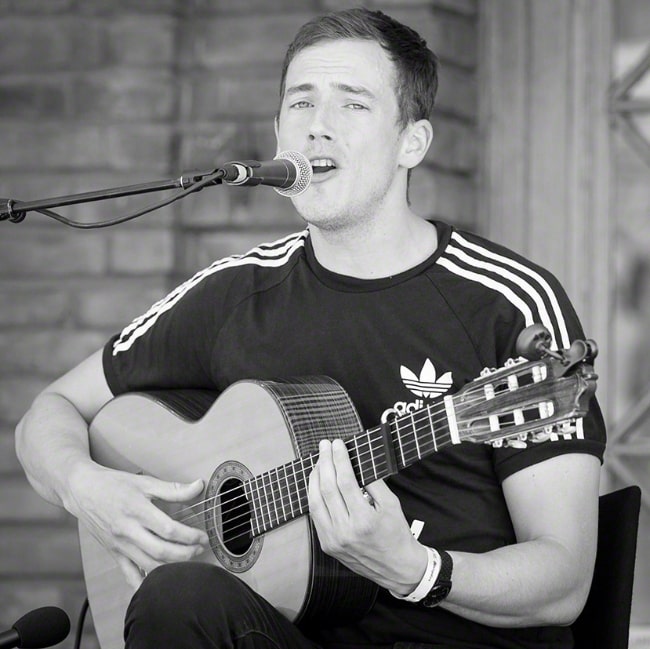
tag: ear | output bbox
[399,119,433,170]
[274,115,281,155]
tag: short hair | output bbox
[279,7,439,129]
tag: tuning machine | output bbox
[515,324,598,374]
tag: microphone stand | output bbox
[0,167,225,228]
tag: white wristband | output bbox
[390,546,441,602]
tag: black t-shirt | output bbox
[103,221,606,648]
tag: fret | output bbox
[291,459,304,515]
[273,466,288,523]
[251,475,264,536]
[367,431,379,481]
[280,463,295,520]
[405,416,421,466]
[411,410,422,459]
[427,405,438,452]
[393,417,407,469]
[393,416,413,469]
[351,435,363,484]
[261,471,274,532]
[267,470,281,528]
[349,431,380,485]
[360,434,376,483]
[296,456,310,514]
[243,479,260,537]
[413,409,436,457]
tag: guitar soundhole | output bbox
[219,478,252,555]
[205,460,263,573]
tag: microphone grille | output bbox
[273,151,312,198]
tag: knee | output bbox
[129,562,238,618]
[125,562,241,643]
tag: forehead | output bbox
[284,39,397,96]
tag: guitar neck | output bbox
[245,398,454,537]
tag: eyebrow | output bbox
[285,82,377,100]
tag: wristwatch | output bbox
[420,549,453,607]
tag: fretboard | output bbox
[245,398,455,537]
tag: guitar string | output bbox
[209,402,565,547]
[169,385,494,524]
[170,395,461,526]
[210,408,562,550]
[178,440,389,532]
[175,429,392,532]
[170,372,554,532]
[172,393,506,538]
[186,430,563,547]
[171,380,546,530]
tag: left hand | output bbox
[308,438,427,594]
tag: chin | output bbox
[292,187,377,233]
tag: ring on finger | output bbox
[361,488,375,508]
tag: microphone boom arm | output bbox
[0,168,225,228]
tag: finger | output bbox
[113,552,144,590]
[122,515,206,563]
[330,439,367,511]
[144,504,209,547]
[361,478,394,508]
[316,440,350,517]
[138,477,209,546]
[308,461,326,519]
[113,526,196,580]
[145,477,205,503]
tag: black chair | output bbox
[572,485,642,649]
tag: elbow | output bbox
[14,391,44,466]
[14,411,30,469]
[559,583,591,627]
[538,575,592,627]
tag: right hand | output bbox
[66,462,209,589]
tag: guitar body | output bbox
[78,332,599,649]
[80,378,377,649]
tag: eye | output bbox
[345,102,368,110]
[290,100,312,109]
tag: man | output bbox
[16,8,605,649]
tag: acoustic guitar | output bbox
[79,326,598,649]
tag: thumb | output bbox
[146,477,205,503]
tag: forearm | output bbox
[440,538,592,627]
[15,392,97,509]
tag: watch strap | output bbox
[389,546,441,602]
[420,549,453,608]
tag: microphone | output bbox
[0,607,70,649]
[220,150,312,197]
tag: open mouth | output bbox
[310,158,337,175]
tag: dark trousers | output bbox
[125,562,440,649]
[125,562,322,649]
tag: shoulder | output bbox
[164,229,310,314]
[190,229,308,291]
[108,229,308,358]
[434,224,579,350]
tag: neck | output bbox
[308,212,438,279]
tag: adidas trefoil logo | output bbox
[381,359,454,423]
[400,359,453,398]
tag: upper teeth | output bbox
[311,159,335,167]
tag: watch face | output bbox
[421,581,452,608]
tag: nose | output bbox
[308,105,334,142]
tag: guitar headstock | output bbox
[454,325,598,448]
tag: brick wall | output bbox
[0,1,478,646]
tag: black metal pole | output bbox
[0,168,221,222]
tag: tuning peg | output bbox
[515,324,564,361]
